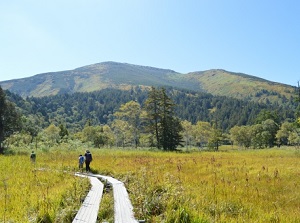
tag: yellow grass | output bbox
[0,152,89,223]
[1,147,299,222]
[90,147,300,222]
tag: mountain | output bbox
[185,69,296,104]
[0,62,199,97]
[0,61,296,104]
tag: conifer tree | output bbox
[0,87,20,153]
[144,87,183,150]
[144,87,162,148]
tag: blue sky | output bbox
[0,0,299,86]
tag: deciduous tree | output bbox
[42,124,60,147]
[276,121,294,146]
[230,125,252,148]
[111,119,132,147]
[114,100,142,147]
[193,121,213,148]
[181,120,193,149]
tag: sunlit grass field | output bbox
[0,150,90,223]
[1,146,300,222]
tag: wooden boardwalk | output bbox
[73,173,104,223]
[73,173,138,223]
[94,174,139,223]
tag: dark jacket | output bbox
[85,152,92,162]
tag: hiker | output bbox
[30,151,36,163]
[84,150,92,172]
[78,154,85,172]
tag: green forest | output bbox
[0,84,299,153]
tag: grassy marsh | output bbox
[1,147,299,222]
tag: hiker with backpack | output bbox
[30,151,36,163]
[84,150,92,172]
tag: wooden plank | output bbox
[73,173,104,223]
[94,174,139,223]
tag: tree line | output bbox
[1,86,184,151]
[7,86,297,129]
[0,85,299,152]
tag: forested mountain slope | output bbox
[0,62,296,105]
[6,87,296,132]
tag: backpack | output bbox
[30,153,36,159]
[85,153,92,162]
